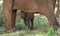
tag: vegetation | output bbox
[0,1,3,26]
[0,15,58,36]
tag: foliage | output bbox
[34,16,48,28]
[2,16,56,36]
[59,9,60,13]
[16,19,24,30]
[47,27,57,36]
[0,2,4,26]
[0,28,57,36]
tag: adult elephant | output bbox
[3,0,59,32]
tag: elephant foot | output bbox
[30,27,35,30]
[24,26,29,30]
[12,28,16,32]
[5,28,16,33]
[5,30,13,33]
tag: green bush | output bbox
[16,19,24,30]
[0,15,57,36]
[34,16,48,28]
[47,27,57,36]
[0,3,4,26]
[16,16,49,30]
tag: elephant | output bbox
[3,0,59,32]
[20,10,34,29]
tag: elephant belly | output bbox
[13,0,54,13]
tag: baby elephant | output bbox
[20,11,34,29]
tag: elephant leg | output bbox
[24,19,30,29]
[31,19,34,30]
[3,10,17,32]
[45,13,59,30]
[3,0,16,32]
[11,9,17,31]
[24,19,26,28]
[3,10,13,32]
[28,20,30,28]
[54,15,59,28]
